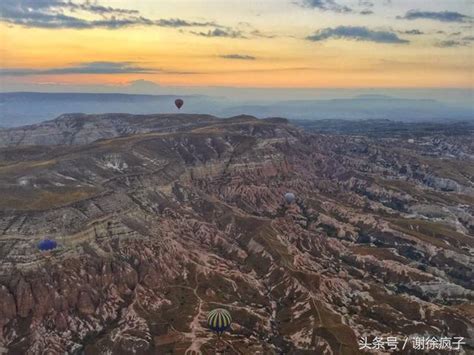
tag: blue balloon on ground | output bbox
[38,239,57,251]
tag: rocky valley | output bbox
[0,114,472,354]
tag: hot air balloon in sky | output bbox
[284,192,296,204]
[207,308,232,335]
[175,98,184,110]
[37,239,57,251]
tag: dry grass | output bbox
[0,187,99,210]
[450,303,474,319]
[0,159,57,174]
[388,217,473,249]
[377,178,474,206]
[417,156,474,186]
[350,245,407,263]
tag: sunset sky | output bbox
[0,0,473,91]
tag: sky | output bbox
[0,0,473,94]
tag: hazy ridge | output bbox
[1,92,472,127]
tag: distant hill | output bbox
[0,92,217,127]
[0,112,225,147]
[292,118,474,137]
[221,96,473,122]
[1,91,472,127]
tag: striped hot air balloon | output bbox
[207,308,232,335]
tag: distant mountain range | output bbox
[0,92,213,127]
[0,91,472,127]
[222,95,473,122]
[292,118,474,137]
